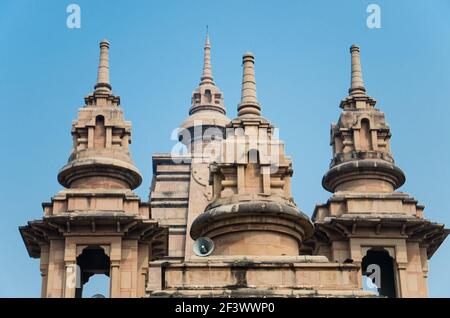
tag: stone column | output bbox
[64,261,77,298]
[110,260,121,298]
[106,127,112,147]
[88,126,94,148]
[46,239,65,298]
[40,244,50,298]
[396,262,408,298]
[137,243,149,297]
[146,262,163,294]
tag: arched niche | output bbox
[204,89,212,103]
[362,247,397,298]
[75,245,111,298]
[359,118,373,151]
[94,115,106,148]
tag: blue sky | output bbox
[1,0,449,297]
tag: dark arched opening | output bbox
[204,89,212,103]
[248,149,260,164]
[75,246,111,298]
[246,149,263,193]
[362,248,397,298]
[94,115,106,148]
[360,118,373,151]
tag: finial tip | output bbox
[100,39,110,47]
[348,44,366,96]
[95,39,111,94]
[238,50,260,117]
[350,44,360,52]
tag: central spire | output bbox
[349,44,366,96]
[94,39,112,95]
[179,33,229,150]
[200,32,214,85]
[237,52,261,117]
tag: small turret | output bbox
[179,33,230,154]
[58,40,142,190]
[322,45,405,193]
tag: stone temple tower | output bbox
[310,45,449,297]
[148,52,372,297]
[179,33,230,154]
[190,52,315,255]
[20,40,166,298]
[20,37,448,298]
[149,34,231,269]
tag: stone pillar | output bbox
[110,260,121,298]
[63,261,77,298]
[146,262,163,293]
[106,127,112,147]
[63,239,77,298]
[88,126,94,148]
[40,244,50,298]
[120,240,139,297]
[396,262,408,298]
[137,243,149,297]
[46,240,65,298]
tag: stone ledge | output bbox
[149,288,376,298]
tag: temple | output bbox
[20,37,448,298]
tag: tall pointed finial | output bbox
[349,44,366,96]
[200,28,214,85]
[94,39,112,94]
[237,52,261,117]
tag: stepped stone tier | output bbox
[20,37,448,298]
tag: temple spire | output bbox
[349,44,366,96]
[94,39,112,94]
[237,52,261,117]
[200,31,214,85]
[180,33,229,147]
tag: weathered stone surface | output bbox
[20,40,448,298]
[309,45,449,298]
[20,40,166,298]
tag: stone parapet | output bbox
[147,256,375,297]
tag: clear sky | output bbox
[1,0,449,297]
